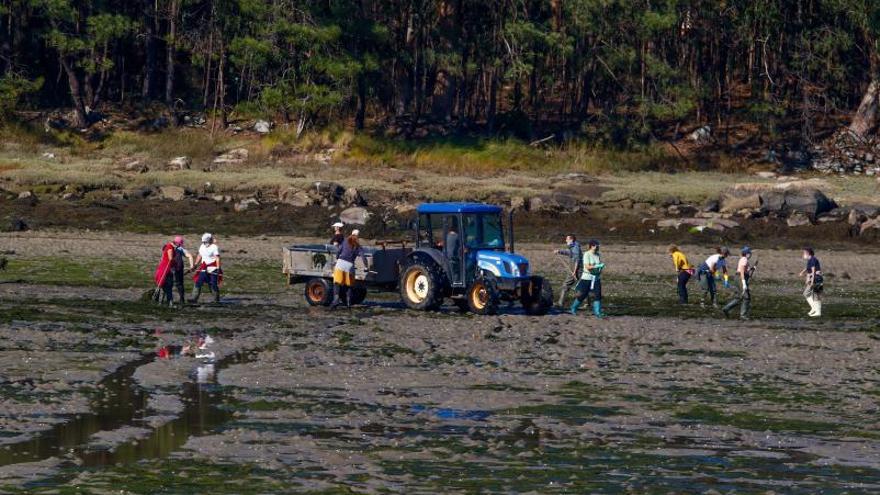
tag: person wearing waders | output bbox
[331,230,368,309]
[697,246,731,307]
[555,235,583,307]
[190,233,222,303]
[570,239,606,317]
[162,236,194,307]
[799,247,823,317]
[722,246,755,319]
[668,245,694,304]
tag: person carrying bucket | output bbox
[697,246,731,308]
[570,239,606,318]
[668,245,694,304]
[722,246,755,319]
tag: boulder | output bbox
[848,209,868,226]
[9,218,28,231]
[234,197,260,212]
[254,120,272,134]
[279,188,314,207]
[689,125,712,143]
[168,156,192,170]
[859,217,880,234]
[131,186,156,200]
[213,148,249,165]
[311,181,345,203]
[720,194,760,213]
[785,189,836,218]
[343,187,366,206]
[527,193,583,213]
[786,212,813,227]
[123,160,149,173]
[340,207,372,225]
[702,199,720,213]
[159,186,187,201]
[510,196,527,211]
[723,181,836,218]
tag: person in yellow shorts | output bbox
[331,229,368,309]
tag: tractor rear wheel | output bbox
[400,261,445,310]
[522,276,553,315]
[349,286,368,306]
[467,275,500,315]
[304,278,333,306]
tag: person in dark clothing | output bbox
[722,246,755,319]
[445,223,461,281]
[330,222,345,246]
[799,247,823,317]
[668,245,694,304]
[555,235,582,307]
[331,230,369,309]
[162,235,194,307]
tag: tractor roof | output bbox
[417,202,503,215]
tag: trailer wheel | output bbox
[349,286,368,306]
[400,261,445,310]
[467,275,500,315]
[522,276,553,316]
[304,278,333,306]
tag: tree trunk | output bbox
[60,56,88,128]
[355,73,367,130]
[165,0,179,106]
[143,0,158,99]
[849,79,880,138]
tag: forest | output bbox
[1,0,879,147]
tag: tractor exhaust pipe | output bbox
[508,209,515,254]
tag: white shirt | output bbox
[199,243,220,272]
[704,254,726,273]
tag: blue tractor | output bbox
[399,203,553,315]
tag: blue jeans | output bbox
[698,265,716,304]
[196,271,219,293]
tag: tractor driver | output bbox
[445,220,462,282]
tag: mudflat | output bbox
[0,232,878,493]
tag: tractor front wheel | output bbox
[467,275,500,315]
[400,261,445,310]
[522,276,553,315]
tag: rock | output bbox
[254,120,272,134]
[123,160,149,173]
[313,148,336,165]
[212,195,232,203]
[723,181,836,218]
[278,188,314,207]
[702,199,720,213]
[528,196,545,212]
[168,156,192,170]
[61,192,81,201]
[312,181,345,203]
[340,207,372,225]
[784,189,836,218]
[661,196,681,207]
[510,196,526,211]
[786,212,813,227]
[213,148,249,165]
[689,125,712,143]
[203,182,215,194]
[41,152,56,160]
[17,191,34,200]
[131,186,156,199]
[343,187,366,206]
[756,171,777,179]
[720,194,761,213]
[848,209,868,226]
[159,186,187,201]
[526,193,583,213]
[234,197,260,212]
[849,204,880,218]
[657,219,682,229]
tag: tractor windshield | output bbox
[463,213,505,250]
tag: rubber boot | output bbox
[212,289,220,303]
[188,287,201,304]
[330,284,342,310]
[811,299,822,317]
[177,286,186,307]
[592,300,605,318]
[570,299,582,315]
[722,299,737,318]
[806,296,817,316]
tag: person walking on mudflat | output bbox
[570,239,606,318]
[190,233,222,303]
[331,229,368,309]
[555,234,582,307]
[668,245,694,304]
[800,247,824,317]
[697,246,731,307]
[162,235,194,307]
[722,246,755,320]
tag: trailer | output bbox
[282,241,411,306]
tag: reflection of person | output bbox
[723,247,754,319]
[799,247,823,317]
[697,246,730,307]
[668,245,693,304]
[555,235,582,307]
[190,233,222,303]
[571,239,605,318]
[332,230,368,309]
[330,222,345,246]
[162,235,194,307]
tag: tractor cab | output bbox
[400,202,551,315]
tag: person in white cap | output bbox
[330,222,345,246]
[190,233,222,303]
[331,229,368,309]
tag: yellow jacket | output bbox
[671,251,692,271]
